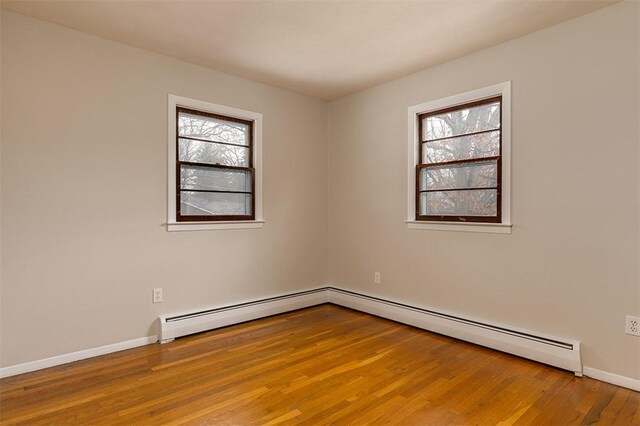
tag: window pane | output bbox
[179,138,249,167]
[423,130,499,164]
[180,191,251,216]
[420,161,497,191]
[178,111,249,146]
[421,189,497,216]
[180,165,251,192]
[422,101,500,141]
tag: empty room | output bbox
[0,0,639,424]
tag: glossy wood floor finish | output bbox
[1,305,639,425]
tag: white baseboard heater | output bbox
[158,286,582,375]
[158,288,329,343]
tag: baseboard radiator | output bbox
[158,286,582,375]
[327,288,582,375]
[158,288,329,343]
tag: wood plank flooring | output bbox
[1,305,638,425]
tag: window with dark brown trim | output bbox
[176,107,255,222]
[416,96,502,223]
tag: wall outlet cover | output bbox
[625,316,639,336]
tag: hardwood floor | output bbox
[1,305,638,425]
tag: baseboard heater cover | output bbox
[158,286,582,375]
[327,287,582,375]
[158,288,329,342]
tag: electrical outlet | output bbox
[626,316,640,336]
[153,288,163,304]
[374,272,381,285]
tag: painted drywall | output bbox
[0,4,4,363]
[328,1,640,380]
[0,11,328,367]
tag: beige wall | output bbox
[0,11,328,367]
[0,4,3,363]
[2,2,639,381]
[328,1,640,379]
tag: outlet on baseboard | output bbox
[626,316,639,336]
[374,272,381,285]
[153,288,163,304]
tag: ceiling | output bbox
[2,0,617,100]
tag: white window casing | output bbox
[167,94,264,231]
[406,82,512,234]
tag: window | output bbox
[407,82,511,233]
[167,95,263,231]
[418,97,501,222]
[176,107,254,221]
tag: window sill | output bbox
[405,220,512,234]
[167,220,265,232]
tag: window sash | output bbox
[416,97,502,223]
[176,107,255,222]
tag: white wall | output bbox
[328,1,640,380]
[0,11,328,367]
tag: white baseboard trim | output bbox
[583,366,640,392]
[2,287,638,393]
[0,336,157,379]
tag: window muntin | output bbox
[176,107,254,222]
[416,96,502,223]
